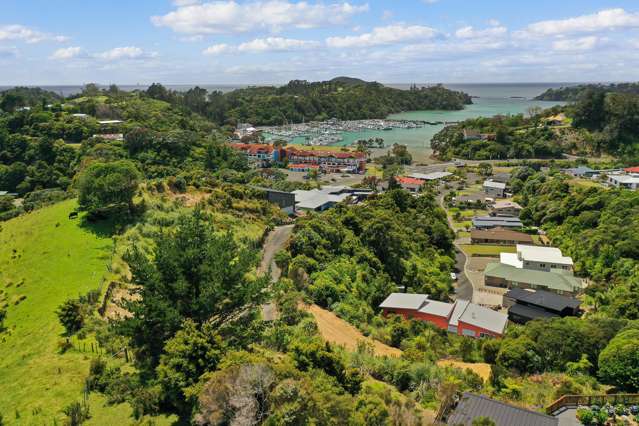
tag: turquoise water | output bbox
[284,96,564,152]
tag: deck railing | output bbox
[546,394,639,415]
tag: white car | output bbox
[450,272,458,281]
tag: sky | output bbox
[1,0,639,85]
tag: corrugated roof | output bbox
[379,293,428,310]
[409,172,452,180]
[484,263,583,293]
[458,303,508,335]
[396,176,425,186]
[483,180,506,189]
[508,303,559,321]
[505,288,581,311]
[517,245,573,266]
[473,216,523,228]
[418,300,454,317]
[493,201,522,210]
[447,393,558,426]
[470,228,533,243]
[449,300,470,326]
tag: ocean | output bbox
[0,82,570,157]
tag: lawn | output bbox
[459,244,517,256]
[0,200,173,424]
[568,178,604,189]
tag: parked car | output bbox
[450,273,457,281]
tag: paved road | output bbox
[436,191,474,302]
[259,224,295,321]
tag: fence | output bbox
[546,394,639,415]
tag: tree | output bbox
[77,160,140,214]
[120,209,268,369]
[156,320,226,414]
[56,299,84,336]
[477,162,493,177]
[598,328,639,391]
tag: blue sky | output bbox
[1,0,639,84]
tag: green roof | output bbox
[485,262,583,293]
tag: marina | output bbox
[260,118,432,146]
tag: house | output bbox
[71,113,89,118]
[92,133,124,141]
[286,147,366,174]
[230,143,283,167]
[292,186,371,212]
[484,245,583,295]
[463,129,481,141]
[608,173,639,190]
[234,123,257,139]
[544,113,567,127]
[502,244,573,272]
[624,166,639,174]
[470,228,533,246]
[97,119,124,125]
[379,293,508,338]
[409,172,453,181]
[251,187,296,215]
[503,288,581,324]
[395,176,425,192]
[563,166,595,178]
[490,201,522,217]
[483,180,507,198]
[472,216,523,230]
[445,393,558,426]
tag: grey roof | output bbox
[505,288,581,312]
[458,303,508,335]
[483,180,506,189]
[409,171,453,181]
[473,216,523,229]
[564,166,594,175]
[449,300,470,327]
[418,300,455,317]
[447,393,558,426]
[379,293,427,310]
[508,303,559,321]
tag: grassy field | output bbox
[437,360,492,382]
[0,200,172,424]
[459,244,517,256]
[568,178,604,189]
[301,304,402,357]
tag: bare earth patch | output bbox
[437,359,492,382]
[301,303,402,357]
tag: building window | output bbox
[462,329,476,337]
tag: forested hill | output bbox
[146,78,473,126]
[534,83,639,101]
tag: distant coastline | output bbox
[0,82,580,99]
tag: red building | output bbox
[230,143,284,167]
[286,147,366,173]
[379,293,508,338]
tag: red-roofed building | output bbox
[624,166,639,174]
[230,143,284,167]
[286,148,366,173]
[395,176,425,192]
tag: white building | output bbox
[483,180,507,198]
[292,186,371,212]
[500,245,573,273]
[608,174,639,190]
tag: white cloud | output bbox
[95,46,156,60]
[326,25,437,48]
[455,25,507,39]
[552,36,600,51]
[238,37,320,52]
[151,1,369,34]
[0,24,67,44]
[523,8,639,36]
[50,46,83,60]
[202,43,233,55]
[422,0,438,4]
